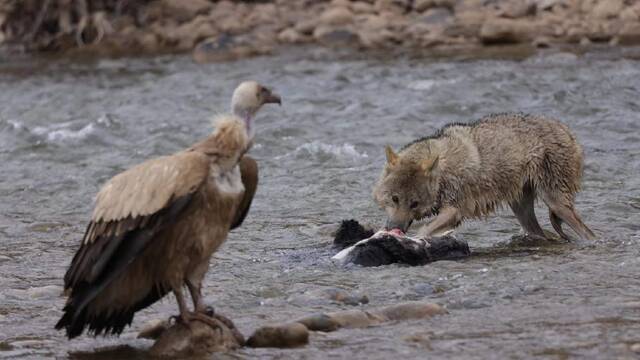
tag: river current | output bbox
[0,47,639,359]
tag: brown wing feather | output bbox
[64,151,210,289]
[231,155,258,230]
[57,193,194,338]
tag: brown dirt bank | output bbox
[1,0,640,60]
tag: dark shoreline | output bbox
[2,1,640,62]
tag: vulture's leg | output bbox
[186,279,207,314]
[173,287,192,323]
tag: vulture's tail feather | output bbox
[56,284,168,338]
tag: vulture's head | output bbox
[231,81,281,136]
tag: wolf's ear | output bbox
[385,145,399,167]
[420,155,439,174]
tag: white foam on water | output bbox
[407,79,457,91]
[292,141,368,159]
[32,122,97,142]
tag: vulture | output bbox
[56,81,281,339]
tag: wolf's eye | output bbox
[392,195,399,204]
[410,201,419,209]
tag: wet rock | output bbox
[412,283,436,296]
[278,28,308,44]
[296,301,447,332]
[193,33,270,63]
[245,3,278,25]
[620,6,640,22]
[246,323,309,348]
[414,0,457,12]
[320,7,354,26]
[591,0,624,19]
[376,301,447,321]
[294,19,319,35]
[480,17,534,44]
[296,314,341,332]
[586,21,615,42]
[352,1,376,14]
[498,1,537,19]
[375,0,408,14]
[313,26,361,47]
[446,11,486,38]
[535,0,565,12]
[618,23,640,45]
[136,32,160,52]
[288,287,369,307]
[420,7,454,25]
[138,319,169,340]
[149,315,243,357]
[532,35,552,48]
[160,0,212,23]
[359,28,399,48]
[24,285,63,299]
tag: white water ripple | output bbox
[279,141,368,160]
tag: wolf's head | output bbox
[373,145,441,233]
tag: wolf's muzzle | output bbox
[385,219,413,233]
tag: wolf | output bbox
[373,113,595,241]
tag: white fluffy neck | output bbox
[232,106,255,139]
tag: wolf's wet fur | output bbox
[373,113,596,242]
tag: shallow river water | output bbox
[0,47,639,359]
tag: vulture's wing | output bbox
[63,151,210,292]
[231,155,258,230]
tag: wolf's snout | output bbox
[385,219,412,233]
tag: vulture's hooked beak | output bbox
[263,88,282,106]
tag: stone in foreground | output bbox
[149,315,244,358]
[297,301,448,331]
[246,322,309,348]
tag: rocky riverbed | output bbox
[2,0,640,59]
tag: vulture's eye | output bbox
[410,201,419,209]
[392,195,399,204]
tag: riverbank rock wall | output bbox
[1,0,640,57]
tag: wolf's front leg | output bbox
[417,206,462,238]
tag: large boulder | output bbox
[159,0,213,23]
[246,323,309,348]
[193,33,271,63]
[591,0,624,19]
[480,17,535,44]
[149,315,244,358]
[618,22,640,45]
[320,6,354,26]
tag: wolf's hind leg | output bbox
[417,206,462,238]
[549,210,570,240]
[509,183,545,238]
[542,193,596,241]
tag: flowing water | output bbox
[1,47,639,359]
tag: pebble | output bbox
[246,323,309,348]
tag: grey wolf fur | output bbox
[373,113,595,241]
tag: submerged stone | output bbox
[246,322,309,348]
[148,315,243,357]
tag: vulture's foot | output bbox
[203,305,215,317]
[168,312,201,326]
[169,310,244,344]
[192,311,245,345]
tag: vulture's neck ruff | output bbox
[232,107,255,139]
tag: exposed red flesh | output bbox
[388,228,405,236]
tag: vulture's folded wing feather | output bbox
[231,155,258,230]
[63,151,210,290]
